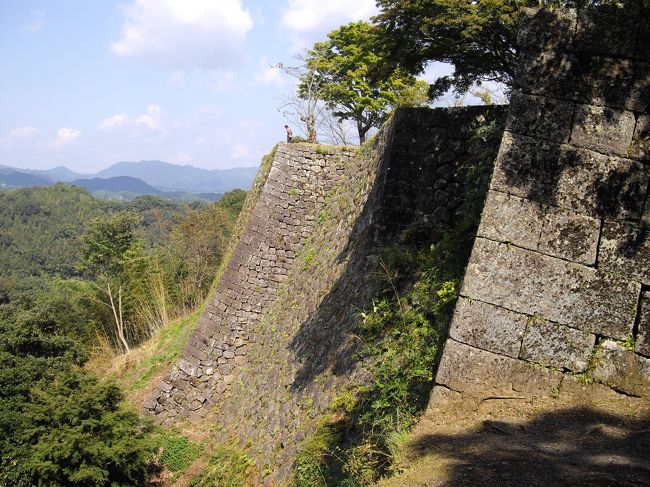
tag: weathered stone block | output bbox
[574,6,639,57]
[449,297,526,358]
[516,51,649,111]
[144,397,158,410]
[538,206,599,265]
[599,219,650,284]
[462,238,639,339]
[435,339,563,396]
[176,358,197,377]
[571,104,636,157]
[553,147,649,220]
[506,91,574,143]
[630,114,649,161]
[588,340,650,397]
[477,190,543,251]
[491,132,563,203]
[520,319,595,372]
[517,8,576,51]
[636,292,650,357]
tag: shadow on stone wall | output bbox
[495,6,650,264]
[287,162,383,391]
[287,106,506,392]
[407,407,650,486]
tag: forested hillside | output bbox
[0,185,245,485]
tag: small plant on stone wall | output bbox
[288,226,467,486]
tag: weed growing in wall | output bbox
[289,119,503,486]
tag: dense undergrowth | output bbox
[0,185,247,485]
[290,120,503,486]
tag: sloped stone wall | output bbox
[434,6,650,401]
[145,103,505,478]
[208,106,505,484]
[146,144,357,423]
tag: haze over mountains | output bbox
[0,160,258,201]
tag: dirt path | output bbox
[376,379,650,487]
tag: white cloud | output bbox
[281,0,378,47]
[5,126,39,142]
[23,10,45,32]
[169,70,187,88]
[254,59,285,87]
[52,128,82,147]
[111,0,253,69]
[230,144,251,160]
[99,105,163,131]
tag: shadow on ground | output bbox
[406,406,650,487]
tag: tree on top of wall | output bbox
[373,0,644,97]
[301,21,429,144]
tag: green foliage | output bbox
[80,211,142,277]
[190,445,255,487]
[0,184,101,278]
[290,229,468,486]
[157,429,204,475]
[373,0,635,95]
[618,336,637,351]
[0,317,157,486]
[302,21,429,143]
[0,180,247,484]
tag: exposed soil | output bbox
[376,378,650,487]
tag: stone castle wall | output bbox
[145,104,505,478]
[146,144,357,423]
[209,106,505,483]
[434,6,650,401]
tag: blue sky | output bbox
[0,0,461,172]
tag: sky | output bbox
[0,0,463,173]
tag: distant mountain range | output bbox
[0,160,258,201]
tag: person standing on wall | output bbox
[285,125,293,143]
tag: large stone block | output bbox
[516,51,649,111]
[477,190,543,251]
[517,8,576,51]
[462,238,639,339]
[492,133,649,220]
[552,147,649,220]
[599,219,650,284]
[505,91,574,143]
[574,6,639,57]
[538,206,599,265]
[449,297,526,358]
[491,131,563,203]
[520,319,595,372]
[435,339,563,396]
[636,292,650,357]
[630,114,649,161]
[588,340,650,397]
[571,104,636,157]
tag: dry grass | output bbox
[86,306,202,408]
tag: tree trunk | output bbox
[357,121,369,145]
[107,282,130,353]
